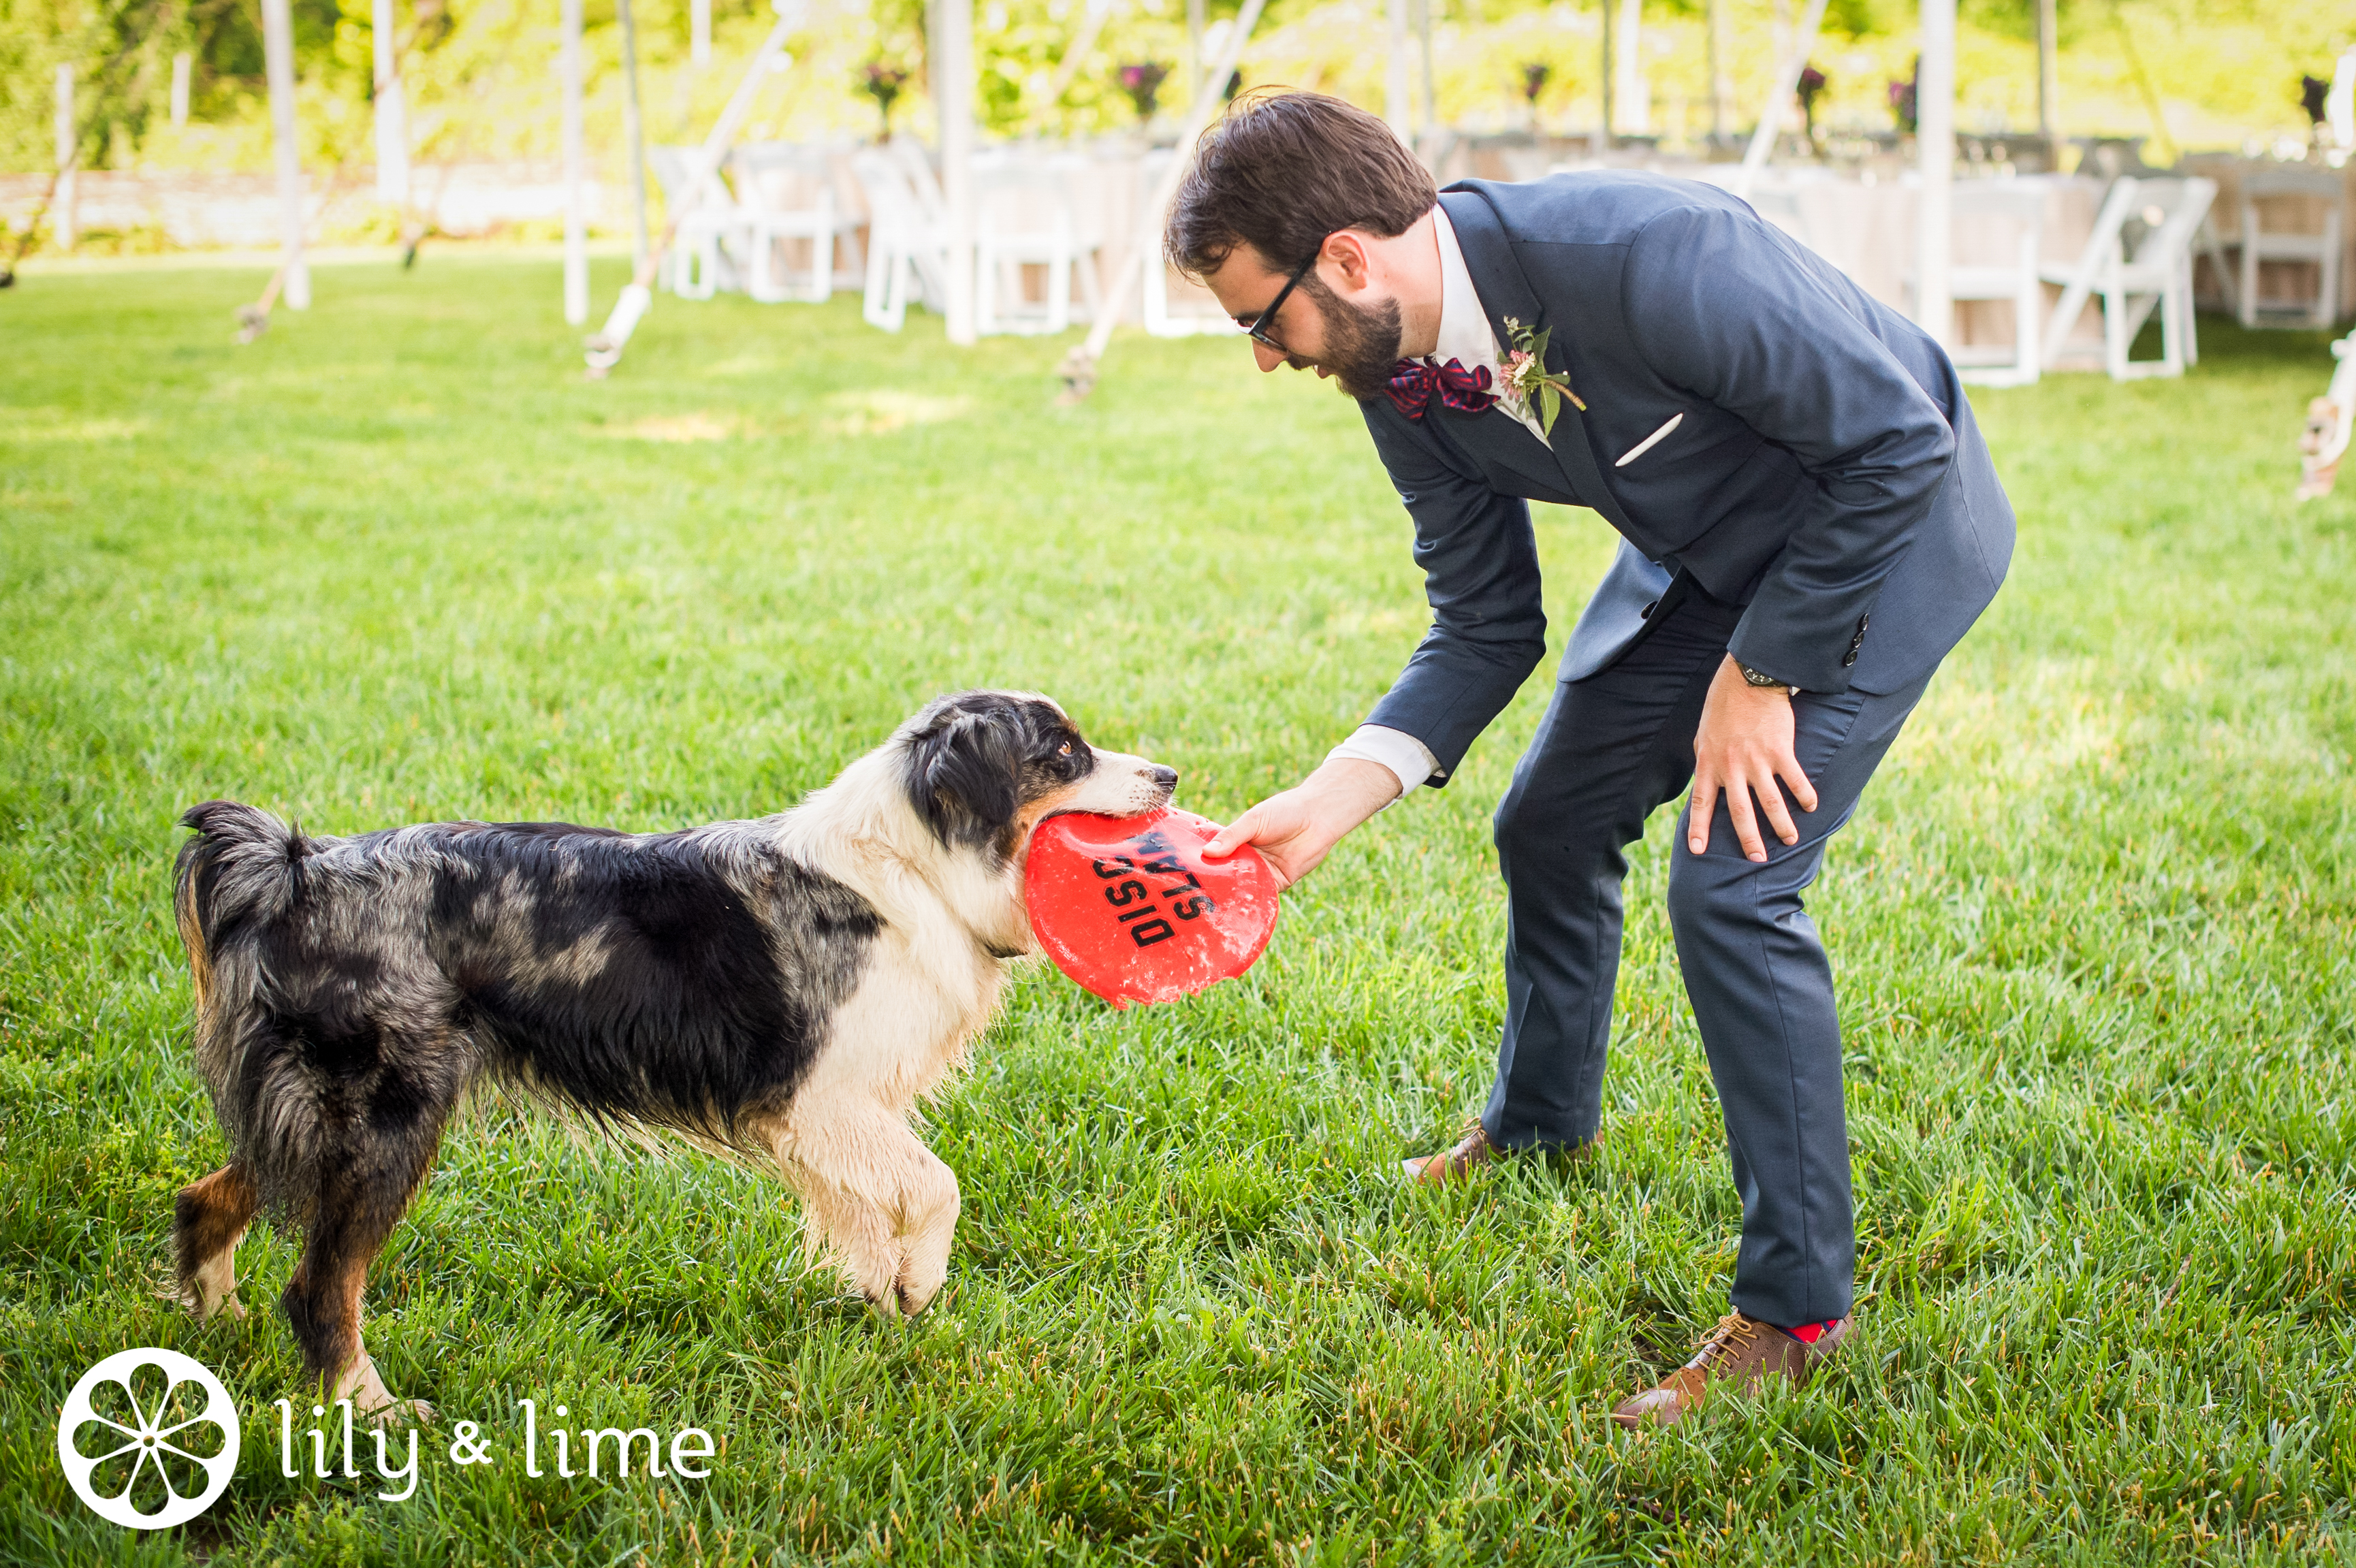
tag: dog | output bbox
[169,690,1175,1422]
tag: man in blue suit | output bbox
[1176,92,2013,1425]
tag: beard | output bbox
[1294,274,1405,403]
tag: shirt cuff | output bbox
[1326,724,1441,806]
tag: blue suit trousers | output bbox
[1480,581,1932,1328]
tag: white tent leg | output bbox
[939,0,977,345]
[1615,0,1646,136]
[261,0,309,308]
[1386,0,1411,139]
[1416,0,1436,131]
[1915,0,1954,347]
[562,0,588,325]
[2035,0,2057,157]
[1706,0,1730,142]
[373,0,409,206]
[54,65,76,252]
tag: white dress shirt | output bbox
[1326,206,1543,802]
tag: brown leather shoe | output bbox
[1609,1311,1849,1429]
[1401,1121,1501,1184]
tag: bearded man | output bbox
[1179,91,2013,1426]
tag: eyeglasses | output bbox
[1240,253,1318,352]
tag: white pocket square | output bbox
[1614,412,1685,468]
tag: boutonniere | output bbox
[1499,316,1587,436]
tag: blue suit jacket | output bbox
[1362,175,2015,786]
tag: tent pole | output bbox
[940,0,976,345]
[562,0,588,324]
[619,0,652,276]
[1596,0,1611,157]
[1706,0,1728,145]
[1732,0,1827,197]
[373,0,409,206]
[1417,0,1436,133]
[1386,0,1410,138]
[2035,0,2057,159]
[261,0,309,307]
[1188,0,1205,97]
[54,65,77,252]
[1915,0,1954,346]
[1616,0,1643,136]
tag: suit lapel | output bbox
[1435,187,1636,537]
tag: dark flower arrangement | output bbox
[1797,64,1828,142]
[1888,58,1918,135]
[2302,74,2331,127]
[1117,61,1171,121]
[1521,61,1550,111]
[862,62,909,137]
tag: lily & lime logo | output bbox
[58,1348,242,1530]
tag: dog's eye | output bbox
[1057,741,1073,756]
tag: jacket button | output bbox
[1842,648,1858,667]
[1640,600,1657,620]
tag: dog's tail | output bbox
[174,801,308,1015]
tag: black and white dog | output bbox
[170,691,1175,1422]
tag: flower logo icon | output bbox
[58,1348,240,1529]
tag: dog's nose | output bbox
[1147,765,1178,789]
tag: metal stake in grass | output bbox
[584,0,808,381]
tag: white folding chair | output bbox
[888,135,950,231]
[2040,176,2217,379]
[973,154,1104,336]
[850,148,949,331]
[731,143,850,304]
[1939,183,2045,387]
[2236,167,2344,329]
[649,145,752,300]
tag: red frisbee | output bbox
[1025,809,1281,1008]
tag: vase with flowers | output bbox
[862,62,909,139]
[1888,58,1917,136]
[1796,65,1827,148]
[1117,61,1171,122]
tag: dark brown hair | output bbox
[1164,89,1437,281]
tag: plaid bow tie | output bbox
[1388,356,1498,419]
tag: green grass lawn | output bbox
[3,257,2353,1566]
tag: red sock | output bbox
[1776,1318,1842,1343]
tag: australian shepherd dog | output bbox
[169,691,1175,1422]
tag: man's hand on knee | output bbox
[1689,655,1820,863]
[1203,758,1401,888]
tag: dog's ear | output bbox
[906,709,1023,850]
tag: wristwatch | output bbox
[1735,660,1794,694]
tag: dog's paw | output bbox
[365,1398,436,1428]
[894,1273,946,1317]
